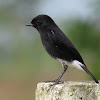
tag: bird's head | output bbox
[26,14,55,31]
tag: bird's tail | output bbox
[81,65,99,83]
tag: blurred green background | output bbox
[0,0,100,100]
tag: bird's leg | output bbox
[44,63,68,91]
[45,62,68,84]
[54,62,68,84]
[46,63,68,89]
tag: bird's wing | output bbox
[47,30,84,64]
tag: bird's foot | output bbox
[44,80,64,92]
[44,79,64,84]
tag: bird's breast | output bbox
[40,32,59,58]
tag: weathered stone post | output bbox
[35,81,100,100]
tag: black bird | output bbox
[26,14,99,84]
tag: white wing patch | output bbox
[58,59,84,70]
[51,31,55,36]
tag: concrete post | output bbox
[35,81,100,100]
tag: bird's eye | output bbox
[36,21,40,25]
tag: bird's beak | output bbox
[25,24,33,26]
